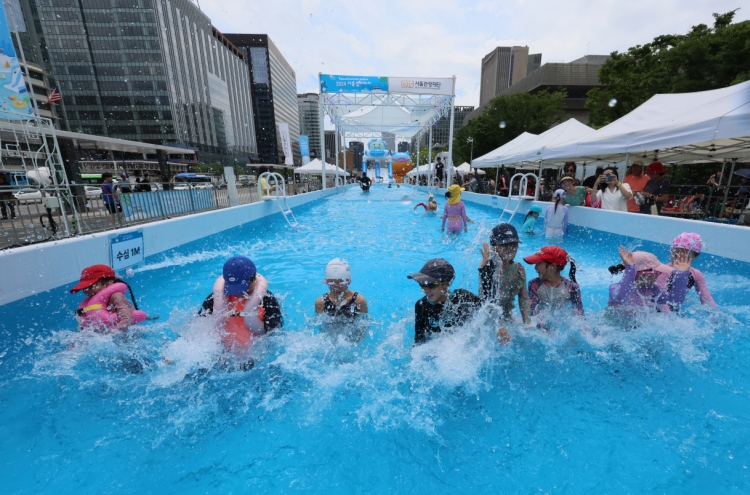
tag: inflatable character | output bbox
[362,138,392,181]
[391,151,412,183]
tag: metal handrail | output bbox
[498,173,540,224]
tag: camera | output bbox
[606,175,615,183]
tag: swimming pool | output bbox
[2,185,749,493]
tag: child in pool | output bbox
[71,265,147,332]
[524,246,584,316]
[608,247,691,311]
[655,232,716,308]
[441,185,470,234]
[478,224,531,344]
[520,205,543,234]
[544,190,569,238]
[414,193,438,213]
[315,258,369,343]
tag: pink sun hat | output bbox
[671,232,703,253]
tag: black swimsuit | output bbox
[323,292,360,319]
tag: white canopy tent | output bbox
[470,132,539,168]
[543,80,750,164]
[294,158,349,176]
[454,162,486,175]
[406,163,433,176]
[480,119,596,169]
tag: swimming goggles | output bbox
[324,280,350,289]
[420,281,444,289]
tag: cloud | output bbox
[202,0,748,107]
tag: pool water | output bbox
[2,185,750,493]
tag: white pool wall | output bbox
[0,186,348,306]
[414,185,750,263]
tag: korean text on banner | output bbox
[388,77,454,96]
[299,135,310,165]
[319,75,389,93]
[0,0,34,119]
[279,123,293,165]
[109,231,144,271]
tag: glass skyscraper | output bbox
[297,92,321,160]
[224,34,300,165]
[17,0,257,166]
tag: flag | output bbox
[46,86,62,104]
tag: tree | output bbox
[453,90,567,165]
[586,11,750,128]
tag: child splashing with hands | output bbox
[71,265,147,332]
[414,193,438,214]
[523,246,584,317]
[478,224,531,344]
[656,233,716,308]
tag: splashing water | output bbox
[1,185,749,493]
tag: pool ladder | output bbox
[257,172,298,227]
[498,173,539,224]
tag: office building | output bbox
[224,34,300,165]
[397,141,409,153]
[527,53,542,75]
[297,92,321,160]
[465,55,609,126]
[349,141,364,170]
[480,46,538,107]
[324,130,341,163]
[15,0,257,166]
[381,132,395,152]
[411,106,474,151]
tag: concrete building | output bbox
[411,106,474,151]
[297,93,321,160]
[465,55,609,126]
[324,130,341,163]
[225,34,300,165]
[479,46,542,107]
[15,0,257,166]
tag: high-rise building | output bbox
[381,132,395,152]
[480,46,534,107]
[224,34,300,165]
[527,53,543,75]
[397,141,409,153]
[324,130,341,163]
[16,0,257,166]
[348,141,364,170]
[297,93,321,160]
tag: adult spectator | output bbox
[101,172,123,227]
[594,166,633,212]
[640,162,670,214]
[464,173,479,192]
[434,157,444,185]
[0,174,16,219]
[556,162,581,189]
[624,160,649,213]
[707,169,726,195]
[119,172,133,193]
[161,173,171,191]
[582,167,604,189]
[497,166,510,196]
[560,176,588,206]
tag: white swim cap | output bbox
[325,258,351,282]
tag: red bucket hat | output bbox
[646,162,666,175]
[70,264,117,293]
[523,246,569,268]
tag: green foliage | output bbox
[453,90,567,165]
[586,11,750,128]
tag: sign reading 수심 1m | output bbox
[388,77,454,96]
[109,231,144,270]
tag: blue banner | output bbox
[0,2,33,119]
[319,75,388,93]
[299,135,310,158]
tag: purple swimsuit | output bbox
[442,201,468,233]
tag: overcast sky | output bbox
[204,0,747,108]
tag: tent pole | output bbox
[495,166,499,196]
[319,81,327,190]
[428,126,433,191]
[707,161,726,217]
[416,130,421,185]
[342,129,347,186]
[720,158,737,218]
[446,76,456,189]
[334,120,340,188]
[536,160,543,200]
